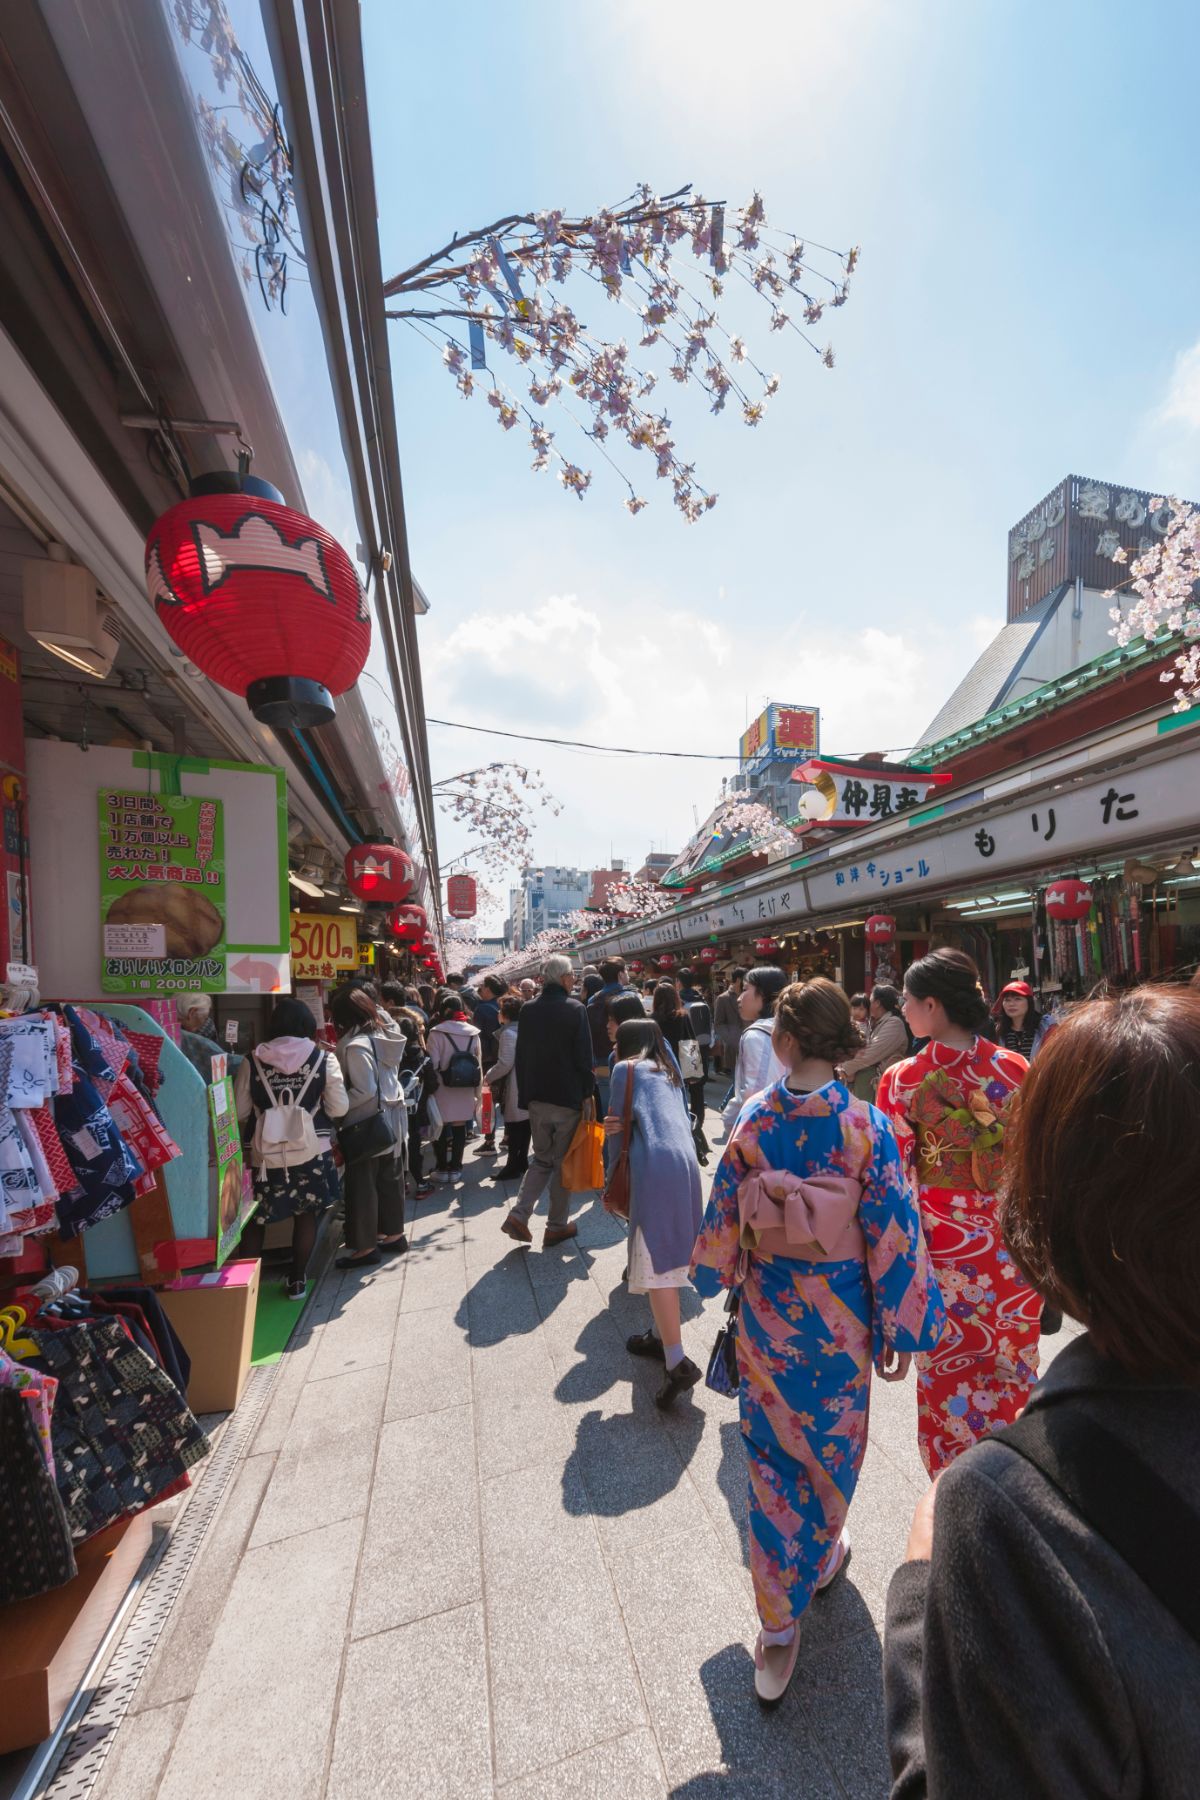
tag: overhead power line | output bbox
[425,716,914,762]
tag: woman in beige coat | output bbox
[841,984,910,1102]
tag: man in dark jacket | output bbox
[502,954,595,1248]
[585,957,638,1114]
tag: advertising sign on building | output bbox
[1007,474,1195,622]
[99,789,227,993]
[447,873,478,919]
[790,758,952,828]
[739,702,820,768]
[209,1053,252,1268]
[289,912,359,981]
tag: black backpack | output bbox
[442,1041,481,1088]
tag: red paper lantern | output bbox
[145,472,370,728]
[656,951,677,970]
[865,913,897,944]
[698,946,719,964]
[1044,878,1092,921]
[344,841,414,905]
[446,874,477,919]
[753,937,781,958]
[390,903,428,943]
[628,960,644,973]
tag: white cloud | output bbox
[1131,337,1200,495]
[1155,340,1200,433]
[420,590,998,928]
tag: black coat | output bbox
[514,983,595,1111]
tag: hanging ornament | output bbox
[628,960,644,974]
[344,841,414,904]
[797,786,828,822]
[656,951,677,970]
[864,913,897,944]
[753,937,782,957]
[390,903,428,943]
[145,471,370,728]
[698,946,719,964]
[1044,878,1092,921]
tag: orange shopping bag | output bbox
[561,1098,605,1193]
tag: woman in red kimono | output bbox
[876,948,1041,1475]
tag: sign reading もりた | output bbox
[99,790,227,994]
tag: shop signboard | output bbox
[790,758,952,828]
[289,912,359,981]
[210,1052,252,1268]
[739,701,820,768]
[99,789,227,994]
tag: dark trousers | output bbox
[408,1112,424,1181]
[436,1123,467,1170]
[344,1153,405,1252]
[502,1118,531,1173]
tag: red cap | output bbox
[993,979,1035,1015]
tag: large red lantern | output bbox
[698,946,719,964]
[656,951,677,970]
[628,960,644,974]
[1044,878,1092,921]
[145,472,370,728]
[865,913,897,944]
[446,874,477,919]
[344,841,414,904]
[753,937,782,958]
[390,903,428,943]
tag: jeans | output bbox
[511,1101,580,1227]
[436,1123,468,1171]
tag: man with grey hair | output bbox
[503,954,596,1247]
[177,994,242,1079]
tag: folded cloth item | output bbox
[737,1168,864,1261]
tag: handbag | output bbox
[704,1286,741,1398]
[562,1097,605,1194]
[601,1064,636,1219]
[336,1039,398,1165]
[678,1031,704,1083]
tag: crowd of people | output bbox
[225,946,1198,1791]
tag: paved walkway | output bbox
[92,1147,1079,1800]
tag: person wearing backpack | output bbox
[331,983,410,1269]
[720,966,789,1135]
[678,968,715,1081]
[427,995,483,1183]
[235,998,349,1299]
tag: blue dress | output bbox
[609,1059,702,1274]
[692,1079,945,1631]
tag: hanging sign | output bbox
[210,1058,252,1267]
[289,912,359,981]
[447,873,478,919]
[790,758,952,828]
[99,789,227,994]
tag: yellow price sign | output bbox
[289,913,359,982]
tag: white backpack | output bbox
[252,1053,322,1170]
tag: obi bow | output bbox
[737,1169,864,1260]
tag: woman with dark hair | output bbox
[607,1018,704,1409]
[886,984,1200,1797]
[721,966,788,1133]
[651,979,709,1162]
[877,947,1040,1474]
[330,981,409,1268]
[484,995,529,1179]
[993,978,1046,1058]
[842,983,911,1101]
[693,980,945,1704]
[235,997,349,1298]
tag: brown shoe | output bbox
[501,1213,533,1245]
[542,1223,578,1248]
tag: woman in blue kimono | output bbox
[692,979,946,1705]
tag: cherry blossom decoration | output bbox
[433,762,561,879]
[1107,497,1200,709]
[383,184,858,520]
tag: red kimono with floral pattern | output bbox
[876,1038,1041,1475]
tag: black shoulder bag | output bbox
[998,1406,1200,1643]
[337,1038,397,1165]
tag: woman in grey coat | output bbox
[885,983,1200,1798]
[605,1018,704,1410]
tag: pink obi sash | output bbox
[736,1169,865,1262]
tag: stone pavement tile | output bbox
[306,1263,404,1383]
[473,1335,574,1481]
[460,1252,542,1347]
[90,1699,187,1800]
[135,1452,275,1711]
[607,1528,841,1792]
[499,1726,665,1798]
[352,1402,480,1638]
[328,1602,491,1800]
[248,1273,344,1456]
[562,1397,712,1556]
[385,1300,471,1421]
[401,1215,468,1314]
[480,1454,597,1593]
[157,1516,362,1800]
[249,1363,386,1548]
[793,1624,890,1800]
[659,1399,752,1583]
[842,1444,921,1613]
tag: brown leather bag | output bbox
[602,1062,636,1220]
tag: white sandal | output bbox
[753,1626,800,1706]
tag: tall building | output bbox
[507,865,592,948]
[635,852,676,884]
[587,861,626,910]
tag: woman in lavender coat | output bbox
[605,1019,704,1410]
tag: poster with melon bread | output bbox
[99,788,227,994]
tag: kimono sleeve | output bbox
[859,1115,945,1369]
[874,1061,917,1180]
[690,1132,750,1296]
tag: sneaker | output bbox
[501,1213,533,1245]
[816,1527,852,1591]
[415,1180,435,1198]
[654,1355,702,1410]
[432,1171,450,1186]
[475,1137,498,1156]
[626,1329,665,1361]
[284,1277,307,1302]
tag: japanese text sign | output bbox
[99,789,227,994]
[289,912,359,982]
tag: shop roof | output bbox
[916,586,1062,746]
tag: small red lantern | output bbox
[865,913,897,944]
[344,841,414,904]
[628,960,644,974]
[656,951,677,970]
[753,937,781,958]
[698,946,719,964]
[390,903,428,943]
[446,874,477,920]
[146,471,370,728]
[1044,878,1092,921]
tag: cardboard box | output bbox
[159,1259,260,1415]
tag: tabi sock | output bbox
[760,1623,797,1648]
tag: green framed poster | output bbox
[99,789,229,994]
[209,1054,254,1267]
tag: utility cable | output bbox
[424,715,914,762]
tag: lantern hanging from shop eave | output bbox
[698,946,719,964]
[628,960,644,974]
[864,913,897,944]
[145,471,370,729]
[446,873,477,919]
[344,841,414,905]
[390,903,428,943]
[656,951,677,970]
[753,937,781,958]
[1044,878,1092,921]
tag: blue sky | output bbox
[364,0,1200,923]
